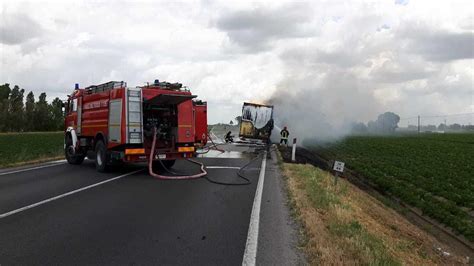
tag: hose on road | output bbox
[195,133,226,154]
[148,127,207,180]
[148,127,263,185]
[203,153,262,186]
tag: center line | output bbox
[0,169,143,219]
[242,151,267,266]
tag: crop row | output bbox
[310,133,474,242]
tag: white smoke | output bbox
[268,69,382,143]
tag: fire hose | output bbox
[148,127,258,185]
[148,127,207,180]
[195,131,225,154]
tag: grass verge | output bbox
[282,162,468,265]
[0,132,64,168]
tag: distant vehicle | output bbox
[64,80,207,172]
[239,102,274,142]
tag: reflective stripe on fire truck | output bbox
[125,148,145,155]
[178,146,195,152]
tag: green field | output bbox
[0,132,64,168]
[308,133,474,242]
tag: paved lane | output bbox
[0,160,141,214]
[0,155,263,265]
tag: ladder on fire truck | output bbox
[126,87,143,144]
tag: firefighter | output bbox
[280,126,289,146]
[224,131,234,143]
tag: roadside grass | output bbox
[0,132,64,168]
[282,162,467,265]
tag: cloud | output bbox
[400,25,474,61]
[0,0,472,127]
[281,47,363,68]
[215,2,314,52]
[368,55,437,83]
[395,0,409,6]
[0,13,43,45]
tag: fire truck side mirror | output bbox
[63,100,70,114]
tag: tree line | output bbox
[351,111,474,134]
[0,83,64,132]
[351,112,401,134]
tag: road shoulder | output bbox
[257,147,305,265]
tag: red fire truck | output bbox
[64,80,207,173]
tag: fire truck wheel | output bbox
[65,135,85,165]
[95,140,110,172]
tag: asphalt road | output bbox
[0,144,302,265]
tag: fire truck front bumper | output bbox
[122,148,195,163]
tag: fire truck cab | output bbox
[64,80,207,172]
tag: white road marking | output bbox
[206,166,261,171]
[242,151,267,266]
[0,169,143,219]
[0,160,67,176]
[206,166,241,169]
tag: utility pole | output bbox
[418,115,420,133]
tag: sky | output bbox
[0,0,473,126]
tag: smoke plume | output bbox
[267,69,382,143]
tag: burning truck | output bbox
[239,102,274,142]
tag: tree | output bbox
[8,85,25,131]
[367,120,377,133]
[377,112,400,133]
[449,123,462,131]
[25,91,35,131]
[229,120,234,125]
[34,92,49,131]
[367,112,400,134]
[438,123,447,131]
[351,122,368,134]
[424,124,437,131]
[463,125,474,131]
[49,97,64,130]
[0,83,11,132]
